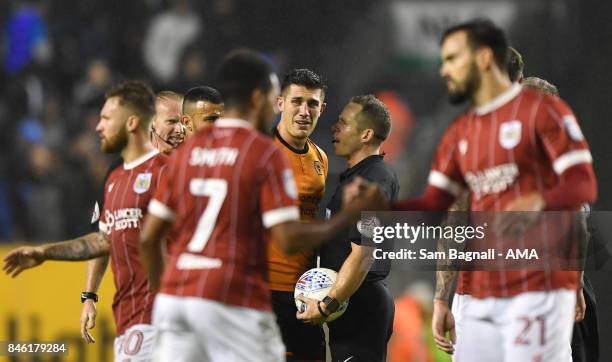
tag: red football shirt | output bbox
[98,149,168,335]
[149,118,299,311]
[429,84,593,298]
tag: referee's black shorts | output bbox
[271,290,326,361]
[327,280,395,362]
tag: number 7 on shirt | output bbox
[187,178,228,252]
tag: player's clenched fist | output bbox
[2,246,45,277]
[80,300,97,343]
[344,178,390,216]
[342,176,369,205]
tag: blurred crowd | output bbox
[1,0,242,239]
[0,0,416,241]
[0,0,211,240]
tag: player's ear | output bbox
[476,47,493,71]
[361,128,375,143]
[320,102,327,115]
[181,115,193,132]
[277,95,284,112]
[126,115,140,132]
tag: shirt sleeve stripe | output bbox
[553,149,593,175]
[148,199,176,222]
[262,206,300,228]
[428,170,464,197]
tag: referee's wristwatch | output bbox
[81,292,98,303]
[321,296,340,314]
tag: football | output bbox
[294,268,348,322]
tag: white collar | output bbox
[474,83,522,115]
[215,118,254,129]
[123,149,159,170]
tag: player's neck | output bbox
[121,132,156,164]
[277,124,307,150]
[472,70,513,108]
[222,109,256,125]
[347,145,381,168]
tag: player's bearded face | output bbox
[97,97,129,153]
[447,61,481,104]
[101,121,128,153]
[440,31,482,105]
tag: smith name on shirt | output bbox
[189,147,239,167]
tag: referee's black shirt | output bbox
[319,154,399,282]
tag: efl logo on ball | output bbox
[294,268,348,322]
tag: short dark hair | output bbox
[350,95,392,144]
[441,19,509,71]
[507,47,524,82]
[215,48,274,109]
[182,86,223,112]
[105,80,156,129]
[281,68,327,96]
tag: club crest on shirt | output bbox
[133,173,152,194]
[499,120,522,149]
[314,161,324,175]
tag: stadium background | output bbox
[0,0,611,360]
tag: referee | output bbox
[297,95,398,361]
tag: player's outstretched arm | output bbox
[270,183,388,254]
[81,255,110,344]
[2,232,110,277]
[139,213,171,291]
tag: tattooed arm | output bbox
[435,271,457,301]
[435,192,470,299]
[432,218,460,353]
[43,232,111,260]
[2,232,111,277]
[432,192,470,354]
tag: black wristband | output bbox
[322,296,340,314]
[81,292,98,303]
[317,301,330,317]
